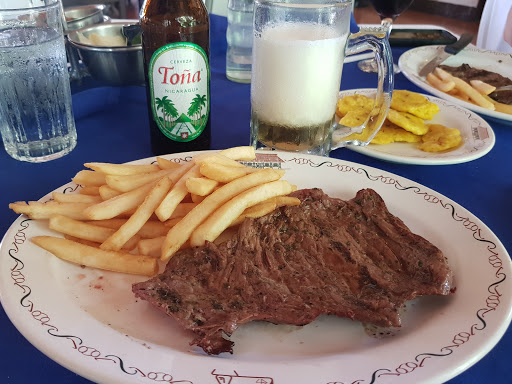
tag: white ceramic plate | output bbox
[398,45,512,125]
[1,152,511,384]
[340,89,495,165]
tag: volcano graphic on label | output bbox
[170,113,197,140]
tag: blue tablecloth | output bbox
[1,14,511,384]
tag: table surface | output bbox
[1,14,511,384]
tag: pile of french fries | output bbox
[426,67,512,115]
[9,147,299,276]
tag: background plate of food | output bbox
[1,149,511,384]
[398,46,512,125]
[338,88,495,165]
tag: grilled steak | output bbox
[133,188,454,355]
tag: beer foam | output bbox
[251,22,347,127]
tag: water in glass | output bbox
[226,0,254,83]
[0,23,76,162]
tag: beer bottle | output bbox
[140,0,211,155]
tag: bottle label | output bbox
[148,42,210,142]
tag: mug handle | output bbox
[331,26,394,149]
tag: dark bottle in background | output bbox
[140,0,211,155]
[369,0,415,20]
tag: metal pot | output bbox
[67,21,144,87]
[64,5,106,32]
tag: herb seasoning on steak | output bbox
[132,188,454,355]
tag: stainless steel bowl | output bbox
[67,21,144,86]
[64,5,105,32]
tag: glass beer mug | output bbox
[250,0,393,156]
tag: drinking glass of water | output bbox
[226,0,254,83]
[250,0,393,156]
[0,0,77,162]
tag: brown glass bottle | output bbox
[140,0,211,155]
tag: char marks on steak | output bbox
[132,188,454,355]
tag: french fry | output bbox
[83,181,157,220]
[218,146,256,160]
[193,152,247,168]
[156,156,181,170]
[52,192,102,204]
[105,169,175,193]
[272,195,301,207]
[185,177,219,196]
[230,201,277,227]
[79,186,100,196]
[163,216,183,228]
[191,193,206,203]
[100,176,172,251]
[123,204,192,221]
[86,218,126,229]
[166,161,197,182]
[190,180,296,248]
[72,170,106,187]
[434,67,453,82]
[9,201,93,220]
[469,80,496,95]
[193,146,255,164]
[133,220,171,238]
[161,169,286,260]
[155,165,202,222]
[482,94,512,115]
[492,101,512,115]
[169,202,197,219]
[84,162,160,175]
[98,184,121,200]
[229,196,301,227]
[450,76,495,110]
[138,236,190,257]
[241,201,277,217]
[63,234,101,248]
[137,236,165,257]
[426,72,455,92]
[199,162,258,183]
[31,236,158,276]
[49,215,140,250]
[239,201,277,218]
[447,88,470,102]
[87,218,170,238]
